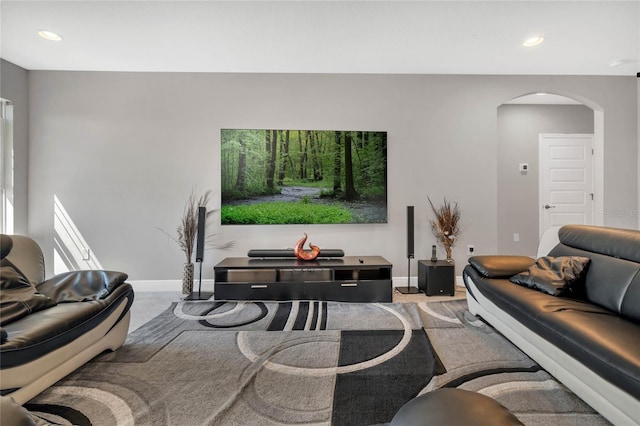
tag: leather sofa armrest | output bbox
[36,270,129,303]
[468,255,535,278]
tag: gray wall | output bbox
[497,104,594,255]
[25,72,637,280]
[0,60,29,235]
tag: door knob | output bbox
[544,204,556,209]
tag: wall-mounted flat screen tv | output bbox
[221,129,387,225]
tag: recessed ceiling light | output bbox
[523,36,544,47]
[38,30,63,41]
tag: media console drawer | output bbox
[215,281,305,301]
[304,280,391,302]
[214,256,392,302]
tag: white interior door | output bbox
[539,134,594,237]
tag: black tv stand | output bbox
[214,256,392,302]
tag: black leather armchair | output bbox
[0,234,134,404]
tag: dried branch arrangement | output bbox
[428,196,461,259]
[159,190,232,263]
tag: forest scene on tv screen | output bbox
[221,129,387,225]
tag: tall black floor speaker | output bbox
[398,206,420,294]
[406,205,414,260]
[185,206,213,300]
[195,206,206,263]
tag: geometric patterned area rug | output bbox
[26,299,609,425]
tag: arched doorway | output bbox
[497,92,604,255]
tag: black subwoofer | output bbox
[418,260,455,296]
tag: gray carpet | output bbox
[26,299,609,425]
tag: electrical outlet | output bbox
[467,244,475,256]
[513,233,520,242]
[81,248,91,261]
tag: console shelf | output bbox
[214,256,392,302]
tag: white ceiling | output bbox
[1,1,639,75]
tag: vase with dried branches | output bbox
[159,190,233,295]
[428,196,461,260]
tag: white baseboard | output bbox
[392,277,414,289]
[393,276,465,288]
[129,279,215,293]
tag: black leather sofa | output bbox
[463,225,640,426]
[0,234,134,404]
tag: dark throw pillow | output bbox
[469,255,536,278]
[509,256,590,297]
[0,260,56,326]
